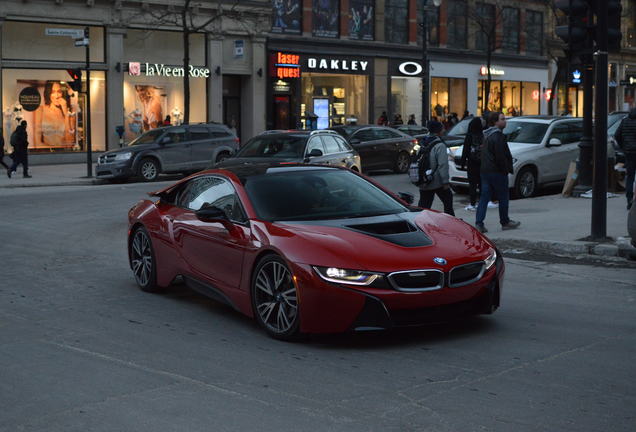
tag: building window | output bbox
[627,0,636,48]
[502,8,520,53]
[391,77,422,123]
[525,10,543,56]
[475,3,495,52]
[385,0,409,44]
[300,74,368,128]
[417,2,439,47]
[349,0,374,41]
[477,80,541,116]
[271,0,302,34]
[313,0,340,38]
[431,77,467,120]
[447,0,467,49]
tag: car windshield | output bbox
[503,122,549,144]
[331,127,357,138]
[235,135,306,159]
[128,129,164,146]
[244,169,407,221]
[447,118,472,136]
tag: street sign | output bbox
[45,28,84,38]
[74,38,90,47]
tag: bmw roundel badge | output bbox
[433,257,447,265]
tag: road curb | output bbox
[491,237,636,261]
[0,179,105,188]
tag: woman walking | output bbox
[460,117,484,211]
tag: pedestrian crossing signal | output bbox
[66,68,82,92]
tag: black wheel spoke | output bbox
[254,260,297,334]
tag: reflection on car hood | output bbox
[216,156,299,167]
[262,211,493,272]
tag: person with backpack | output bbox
[415,121,455,216]
[460,117,485,211]
[8,120,31,178]
[615,107,636,209]
[475,112,520,233]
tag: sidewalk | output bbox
[2,163,634,260]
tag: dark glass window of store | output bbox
[447,0,467,49]
[385,0,409,44]
[417,2,439,47]
[502,8,520,53]
[525,10,543,56]
[475,2,495,52]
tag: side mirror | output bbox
[160,136,171,145]
[307,148,323,158]
[548,138,562,147]
[195,205,227,222]
[397,192,415,205]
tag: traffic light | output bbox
[555,0,592,59]
[66,68,82,92]
[607,0,622,52]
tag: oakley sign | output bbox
[307,57,369,72]
[398,61,424,76]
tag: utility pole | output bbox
[421,0,441,125]
[85,26,92,178]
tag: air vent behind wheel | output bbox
[347,220,416,235]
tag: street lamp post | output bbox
[421,0,442,126]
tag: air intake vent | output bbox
[347,220,416,235]
[449,262,484,287]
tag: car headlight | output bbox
[115,152,132,161]
[512,157,518,164]
[484,250,497,270]
[313,266,382,286]
[413,144,421,153]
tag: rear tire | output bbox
[393,151,410,174]
[513,167,537,199]
[251,255,300,341]
[138,158,160,182]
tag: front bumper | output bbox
[292,254,505,334]
[96,161,135,179]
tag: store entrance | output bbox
[223,75,242,139]
[274,95,291,130]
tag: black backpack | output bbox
[408,135,441,185]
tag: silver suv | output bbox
[96,123,238,182]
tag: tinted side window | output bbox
[210,130,231,138]
[375,129,400,139]
[335,136,352,152]
[164,128,187,144]
[566,122,583,144]
[178,177,246,222]
[549,124,569,143]
[353,129,377,141]
[306,137,326,154]
[189,127,210,141]
[321,135,342,154]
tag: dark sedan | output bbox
[330,125,419,173]
[216,130,361,171]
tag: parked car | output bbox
[396,124,429,140]
[96,123,239,182]
[443,116,478,147]
[449,116,585,198]
[629,181,636,247]
[216,130,361,171]
[608,111,629,164]
[329,125,419,173]
[128,163,504,339]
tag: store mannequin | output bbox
[171,107,182,125]
[128,108,143,135]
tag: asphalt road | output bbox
[1,181,635,432]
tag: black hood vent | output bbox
[346,220,415,235]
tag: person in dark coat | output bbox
[377,111,388,126]
[8,120,31,178]
[475,112,519,233]
[615,107,636,209]
[460,117,484,210]
[0,128,10,170]
[407,114,417,125]
[417,121,454,216]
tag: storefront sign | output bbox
[128,62,210,78]
[273,52,301,79]
[273,80,291,93]
[398,61,423,76]
[620,76,636,86]
[18,87,42,112]
[479,66,505,76]
[571,69,582,84]
[544,89,552,101]
[306,57,369,73]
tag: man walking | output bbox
[616,107,636,209]
[475,112,520,233]
[8,120,31,178]
[417,121,455,216]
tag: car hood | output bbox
[102,144,152,156]
[256,211,494,272]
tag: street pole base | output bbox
[571,184,592,197]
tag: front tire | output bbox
[130,227,160,292]
[138,158,160,182]
[393,151,410,174]
[216,151,231,163]
[251,255,300,340]
[514,167,537,199]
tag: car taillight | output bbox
[234,137,240,146]
[411,139,418,146]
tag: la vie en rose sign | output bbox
[128,62,210,78]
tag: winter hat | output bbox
[427,120,444,134]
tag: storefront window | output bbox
[431,78,467,120]
[391,77,422,124]
[475,3,495,52]
[417,2,439,47]
[300,73,368,129]
[349,0,374,41]
[478,80,541,116]
[502,8,520,53]
[525,10,543,56]
[2,21,104,63]
[2,69,106,153]
[271,0,302,34]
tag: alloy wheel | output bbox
[395,152,410,173]
[519,170,536,198]
[131,229,153,287]
[141,161,158,181]
[253,261,298,334]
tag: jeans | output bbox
[419,187,455,216]
[476,173,510,225]
[625,153,636,207]
[466,161,481,206]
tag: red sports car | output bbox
[128,163,503,340]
